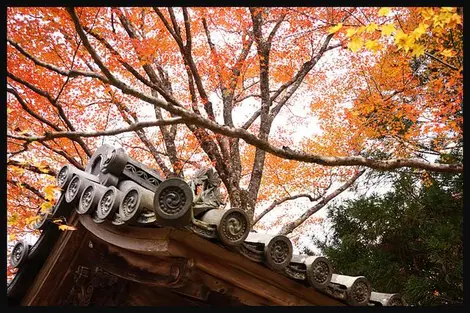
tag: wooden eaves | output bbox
[20,210,344,306]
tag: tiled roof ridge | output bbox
[8,144,406,306]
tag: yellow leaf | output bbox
[11,166,25,175]
[411,23,428,39]
[420,8,435,20]
[356,26,366,35]
[378,7,391,16]
[395,30,415,52]
[44,185,60,201]
[441,7,455,13]
[365,40,383,53]
[440,49,456,58]
[411,44,426,57]
[9,234,17,241]
[347,37,364,53]
[394,30,407,43]
[40,201,53,213]
[26,215,41,225]
[450,13,462,25]
[58,224,77,231]
[8,213,19,225]
[328,23,343,34]
[7,108,12,115]
[365,23,378,33]
[52,218,64,224]
[381,24,396,36]
[37,165,51,174]
[345,28,357,38]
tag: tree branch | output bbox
[270,33,334,118]
[7,118,184,143]
[425,52,460,71]
[242,33,335,131]
[7,71,92,157]
[7,159,57,177]
[7,37,103,80]
[7,87,62,132]
[253,192,323,225]
[110,94,174,177]
[112,11,179,176]
[278,169,366,235]
[267,14,286,44]
[200,16,234,177]
[40,141,84,170]
[154,7,216,121]
[182,7,192,49]
[152,9,234,186]
[246,7,275,216]
[7,179,46,201]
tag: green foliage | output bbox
[309,168,463,305]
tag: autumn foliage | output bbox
[7,7,463,282]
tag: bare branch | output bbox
[7,37,103,80]
[39,141,84,170]
[8,118,184,143]
[425,52,460,71]
[253,192,323,225]
[278,169,366,236]
[267,14,286,44]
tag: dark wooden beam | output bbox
[124,281,205,306]
[22,212,89,305]
[79,215,344,306]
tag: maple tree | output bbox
[7,7,463,281]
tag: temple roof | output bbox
[7,144,406,306]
